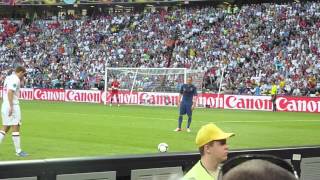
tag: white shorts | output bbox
[1,104,21,126]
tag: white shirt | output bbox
[2,73,21,106]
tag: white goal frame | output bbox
[104,67,188,105]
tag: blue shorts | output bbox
[180,103,192,116]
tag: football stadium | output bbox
[0,0,320,179]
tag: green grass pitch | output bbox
[0,100,319,161]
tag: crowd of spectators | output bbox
[0,2,320,96]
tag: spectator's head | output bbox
[196,123,234,162]
[218,154,298,180]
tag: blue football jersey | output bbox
[180,84,197,104]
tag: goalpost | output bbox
[104,67,205,106]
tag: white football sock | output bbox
[12,132,22,153]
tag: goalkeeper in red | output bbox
[110,78,120,107]
[174,77,197,132]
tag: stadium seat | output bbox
[131,166,183,180]
[56,171,116,180]
[0,177,37,180]
[300,157,320,180]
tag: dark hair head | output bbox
[218,154,298,180]
[222,159,297,180]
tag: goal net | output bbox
[104,68,205,106]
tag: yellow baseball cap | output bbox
[196,123,235,147]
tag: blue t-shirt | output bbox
[255,86,261,96]
[180,84,197,104]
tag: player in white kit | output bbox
[0,66,28,157]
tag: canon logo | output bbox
[2,87,319,113]
[139,93,179,105]
[198,95,224,108]
[277,97,320,112]
[106,92,139,104]
[66,90,101,103]
[225,95,272,110]
[19,88,34,100]
[122,93,139,104]
[34,89,65,101]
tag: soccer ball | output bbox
[158,143,169,153]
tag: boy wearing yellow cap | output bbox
[184,123,234,180]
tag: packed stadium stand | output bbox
[1,1,320,96]
[1,1,320,180]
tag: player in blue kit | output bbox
[174,77,197,132]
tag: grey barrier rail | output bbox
[0,146,320,180]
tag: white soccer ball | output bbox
[158,143,169,153]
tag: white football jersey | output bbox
[2,73,20,106]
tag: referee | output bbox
[271,80,278,112]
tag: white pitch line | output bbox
[217,120,320,123]
[25,110,320,123]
